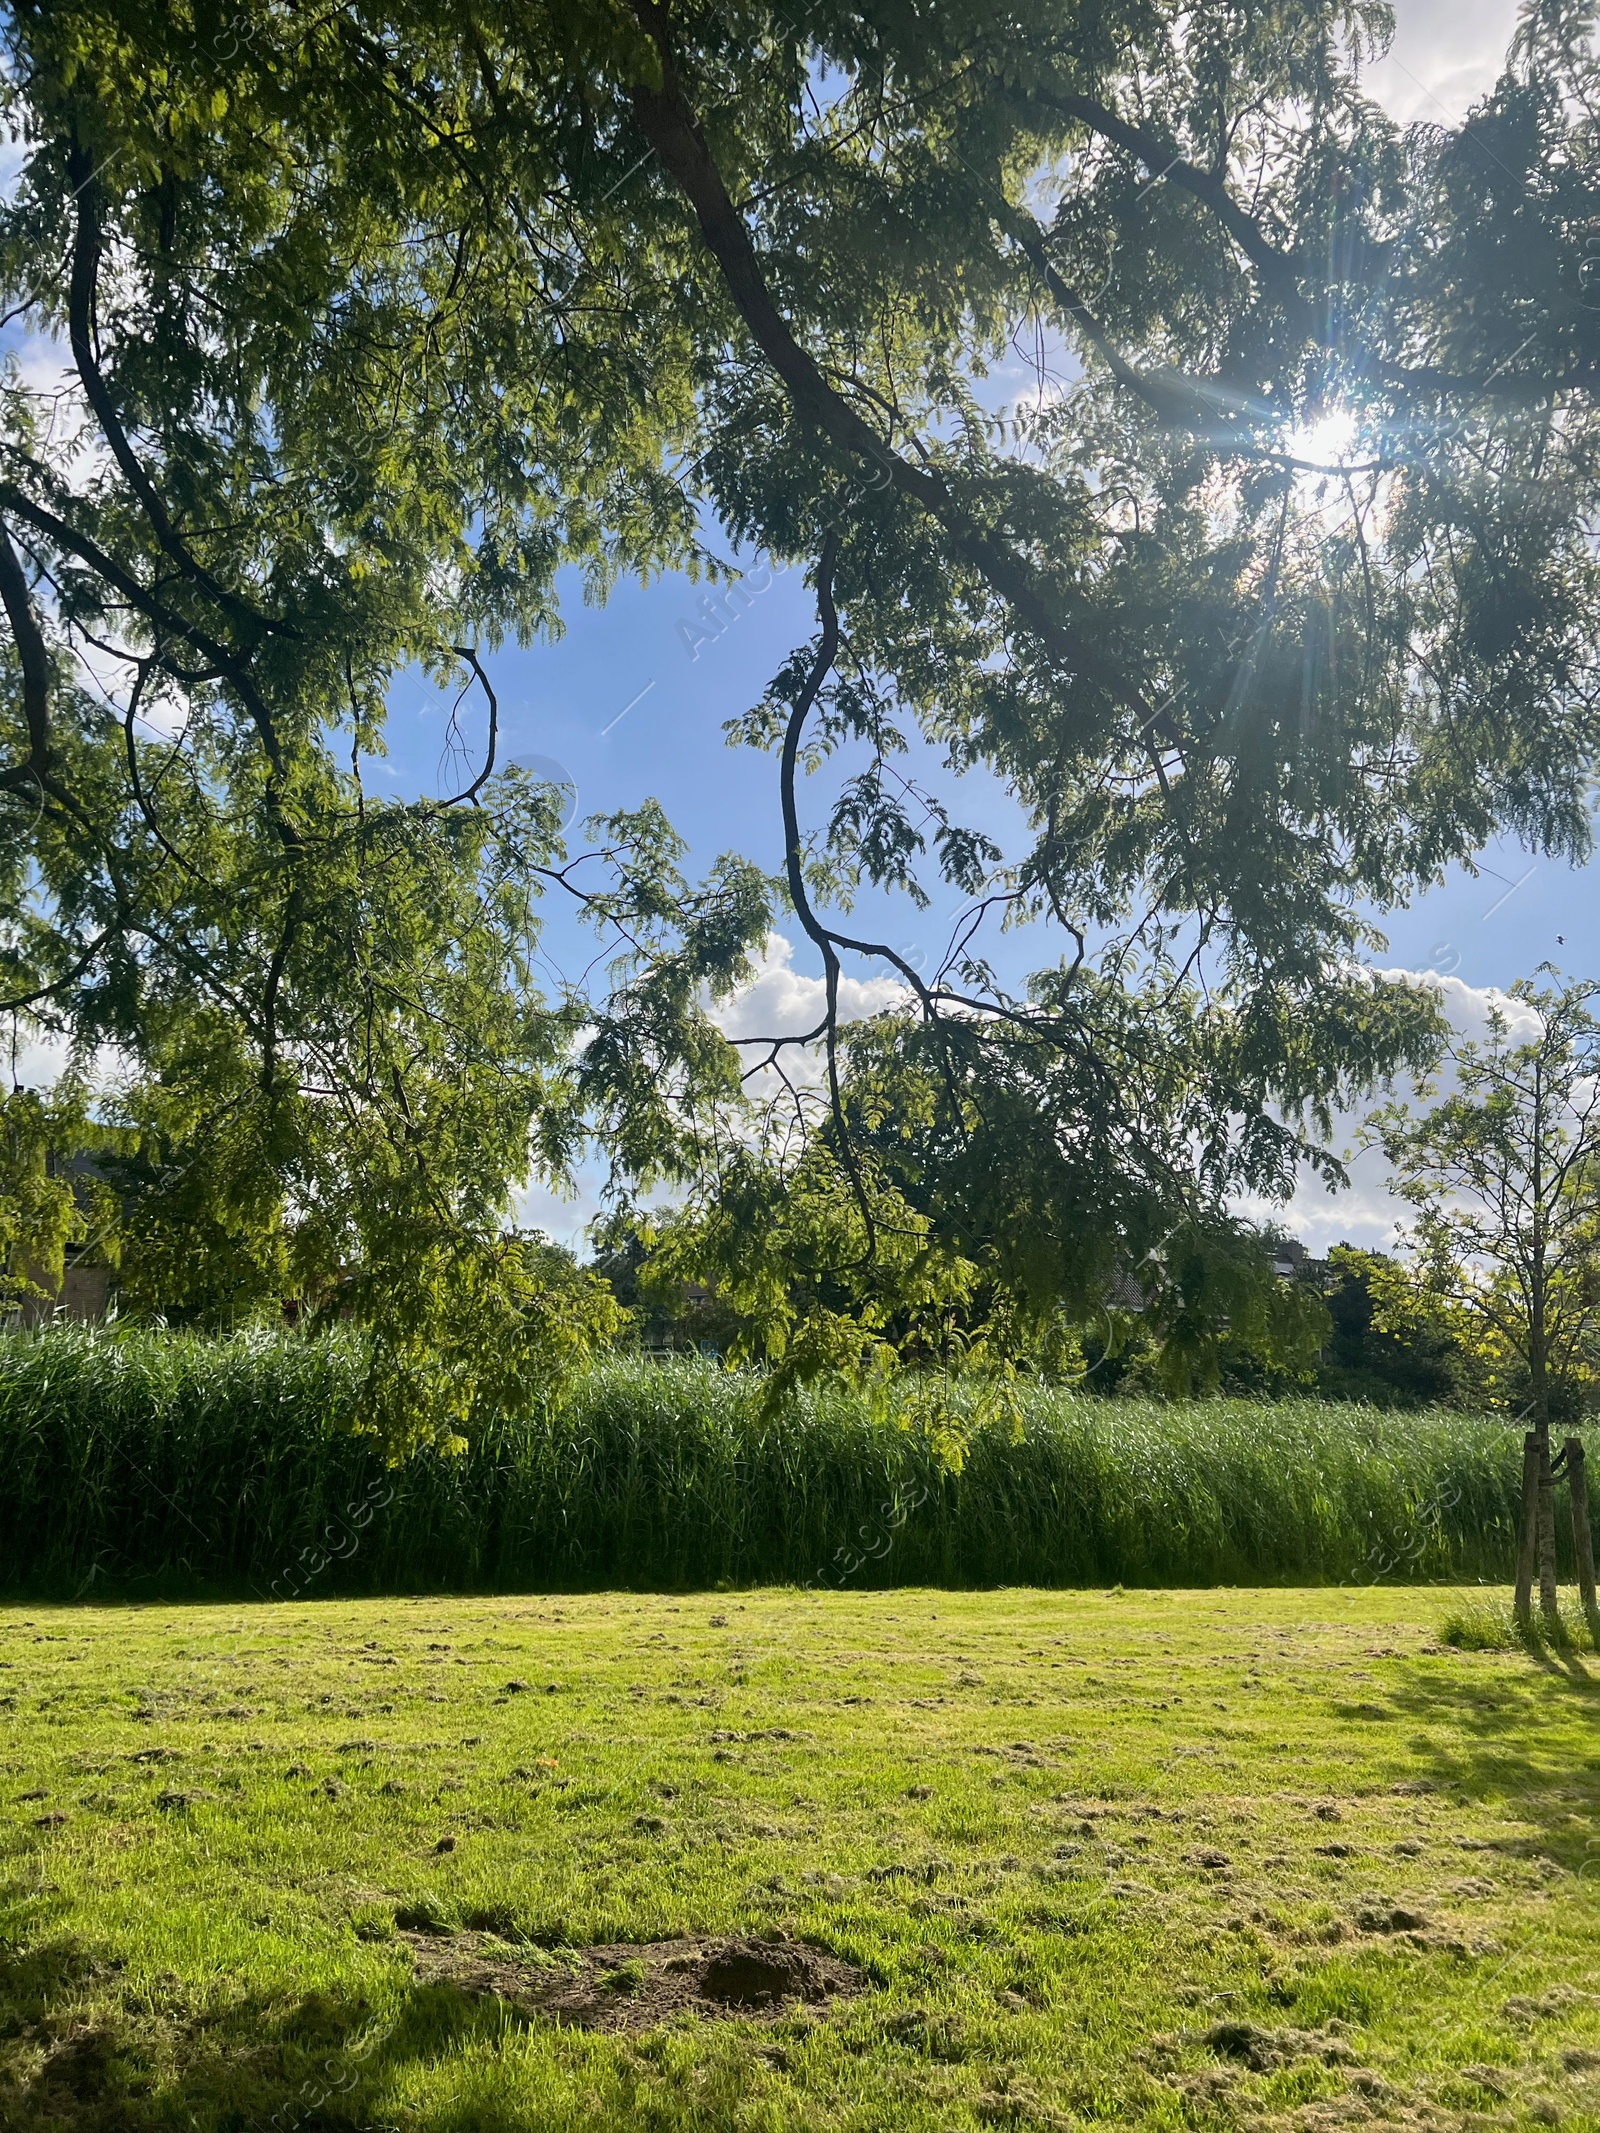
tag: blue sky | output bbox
[374,513,1591,1260]
[379,548,1044,999]
[380,541,1590,1006]
[364,0,1569,1017]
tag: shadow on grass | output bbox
[1376,1629,1600,1879]
[0,1941,546,2133]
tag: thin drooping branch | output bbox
[442,645,500,807]
[766,540,1108,1229]
[121,663,200,878]
[0,482,291,789]
[778,539,839,968]
[261,883,303,1094]
[775,530,899,1254]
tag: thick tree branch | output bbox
[0,517,103,845]
[0,516,53,778]
[993,194,1273,434]
[1042,95,1600,408]
[1046,92,1313,306]
[0,930,111,1016]
[625,3,1180,749]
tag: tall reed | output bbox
[0,1327,1555,1597]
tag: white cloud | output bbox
[511,1168,607,1254]
[711,931,908,1046]
[1409,968,1542,1048]
[3,1022,75,1092]
[711,950,1558,1258]
[708,930,911,1110]
[1364,0,1520,127]
[506,935,906,1247]
[3,332,109,485]
[712,953,1559,1260]
[8,332,79,415]
[1,1020,132,1116]
[1248,968,1545,1254]
[0,135,27,210]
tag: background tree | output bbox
[659,971,1348,1395]
[1316,1245,1462,1409]
[0,1080,112,1319]
[1367,973,1600,1622]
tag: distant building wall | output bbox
[61,1263,111,1321]
[15,1258,112,1328]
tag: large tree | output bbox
[4,0,1600,1393]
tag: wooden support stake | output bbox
[1515,1430,1540,1626]
[1538,1426,1561,1622]
[1567,1436,1598,1623]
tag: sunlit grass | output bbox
[1441,1597,1600,1654]
[3,1588,1600,2132]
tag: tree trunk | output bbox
[1567,1436,1598,1628]
[1515,1429,1540,1626]
[1537,1422,1560,1622]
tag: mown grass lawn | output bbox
[3,1586,1599,2133]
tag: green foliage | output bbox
[0,8,776,1439]
[1440,1596,1600,1654]
[97,1026,291,1326]
[588,1208,745,1359]
[0,1327,1558,1598]
[0,1084,90,1308]
[636,1140,989,1416]
[345,1232,625,1458]
[650,984,1357,1400]
[1135,1223,1331,1398]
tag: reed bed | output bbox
[0,1326,1559,1597]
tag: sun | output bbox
[1282,407,1359,471]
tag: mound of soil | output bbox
[400,1927,864,2032]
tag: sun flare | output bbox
[1283,407,1359,469]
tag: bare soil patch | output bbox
[400,1926,866,2032]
